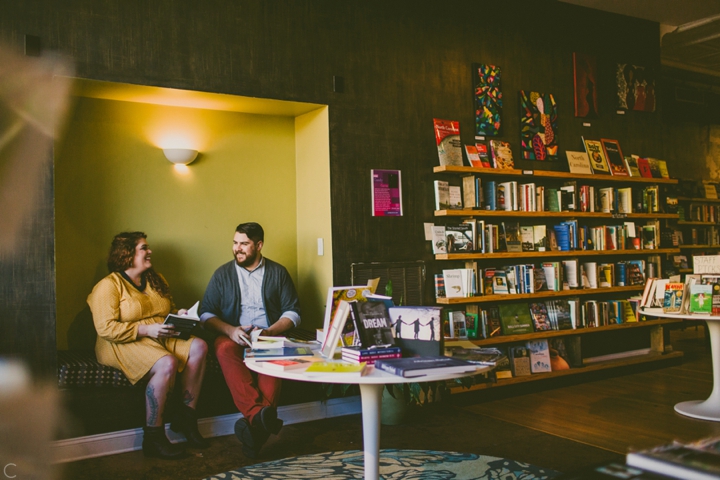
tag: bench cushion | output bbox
[57,350,222,388]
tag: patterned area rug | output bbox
[204,449,560,479]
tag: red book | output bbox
[636,157,653,178]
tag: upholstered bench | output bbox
[57,349,223,389]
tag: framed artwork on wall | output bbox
[519,90,558,161]
[573,52,598,118]
[617,63,656,112]
[473,63,502,137]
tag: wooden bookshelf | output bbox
[434,165,678,185]
[464,318,681,346]
[678,244,720,249]
[433,166,679,393]
[677,196,720,203]
[436,285,644,305]
[677,221,718,226]
[448,350,684,394]
[436,209,678,219]
[436,248,679,261]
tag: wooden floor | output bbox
[59,324,714,479]
[462,324,719,453]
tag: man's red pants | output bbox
[214,336,282,425]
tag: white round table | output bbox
[245,359,490,480]
[642,308,719,421]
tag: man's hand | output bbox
[228,325,253,347]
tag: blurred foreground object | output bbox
[0,358,59,479]
[0,46,73,255]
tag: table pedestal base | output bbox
[675,396,720,422]
[674,320,720,422]
[359,383,383,480]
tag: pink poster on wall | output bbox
[371,169,402,216]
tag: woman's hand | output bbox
[138,323,179,339]
[177,309,188,316]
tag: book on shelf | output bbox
[503,221,522,252]
[448,185,463,210]
[600,138,629,176]
[484,180,497,210]
[493,347,513,379]
[636,156,653,178]
[431,225,447,254]
[433,180,450,210]
[508,345,532,376]
[704,183,719,200]
[253,357,318,371]
[348,300,396,349]
[448,310,468,339]
[304,360,368,376]
[489,139,514,169]
[534,225,547,252]
[373,356,477,378]
[526,339,552,373]
[475,142,493,168]
[498,303,534,335]
[565,150,593,175]
[492,270,509,294]
[244,346,316,361]
[529,302,552,331]
[583,138,610,174]
[655,159,670,178]
[626,436,720,480]
[464,144,483,168]
[388,306,443,357]
[646,158,662,178]
[624,156,642,177]
[713,283,720,315]
[465,304,480,339]
[433,118,463,166]
[462,174,481,209]
[445,224,474,252]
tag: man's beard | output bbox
[234,250,258,267]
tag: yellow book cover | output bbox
[305,361,367,375]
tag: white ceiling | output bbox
[560,0,720,76]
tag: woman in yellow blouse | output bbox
[88,232,209,459]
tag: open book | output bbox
[163,301,200,340]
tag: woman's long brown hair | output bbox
[107,231,171,298]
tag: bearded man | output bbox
[199,222,301,458]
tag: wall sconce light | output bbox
[163,148,198,165]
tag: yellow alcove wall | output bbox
[55,81,330,350]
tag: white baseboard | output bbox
[53,396,361,464]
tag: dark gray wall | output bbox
[0,0,714,375]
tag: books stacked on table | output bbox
[374,356,477,378]
[626,436,720,480]
[252,357,318,372]
[250,333,320,350]
[244,346,315,361]
[341,345,402,365]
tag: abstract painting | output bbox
[519,90,558,161]
[573,52,598,117]
[617,63,656,112]
[473,64,502,136]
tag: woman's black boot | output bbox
[170,404,209,449]
[142,426,186,459]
